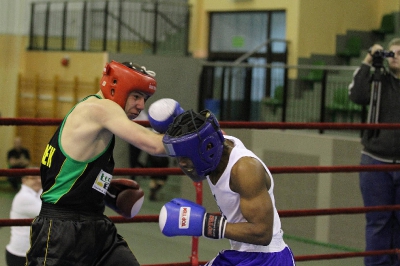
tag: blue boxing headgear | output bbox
[163,109,225,180]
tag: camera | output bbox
[372,50,395,58]
[370,49,395,68]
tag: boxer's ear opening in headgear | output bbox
[100,60,157,109]
[163,109,225,180]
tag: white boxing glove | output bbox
[148,98,184,133]
[159,198,227,239]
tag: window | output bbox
[206,11,287,115]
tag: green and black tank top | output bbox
[40,95,115,214]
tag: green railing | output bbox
[28,0,190,56]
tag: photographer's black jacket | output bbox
[349,63,400,160]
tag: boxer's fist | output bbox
[105,178,144,218]
[159,198,227,239]
[148,98,184,133]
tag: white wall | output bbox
[0,0,31,35]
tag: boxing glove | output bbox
[159,198,227,239]
[105,178,144,218]
[148,98,184,133]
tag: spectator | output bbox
[146,154,169,201]
[6,169,42,266]
[349,38,400,266]
[7,136,31,190]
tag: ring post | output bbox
[190,181,203,266]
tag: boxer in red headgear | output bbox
[27,60,180,266]
[101,61,157,110]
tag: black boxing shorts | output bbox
[26,203,140,266]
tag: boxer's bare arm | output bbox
[61,96,165,162]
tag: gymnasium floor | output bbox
[0,176,364,265]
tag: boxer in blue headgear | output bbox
[159,109,295,265]
[163,109,224,182]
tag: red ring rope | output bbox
[2,204,400,227]
[2,117,400,130]
[3,164,400,177]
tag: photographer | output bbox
[349,37,400,266]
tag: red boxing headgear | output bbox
[100,61,157,109]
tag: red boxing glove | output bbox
[105,178,144,218]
